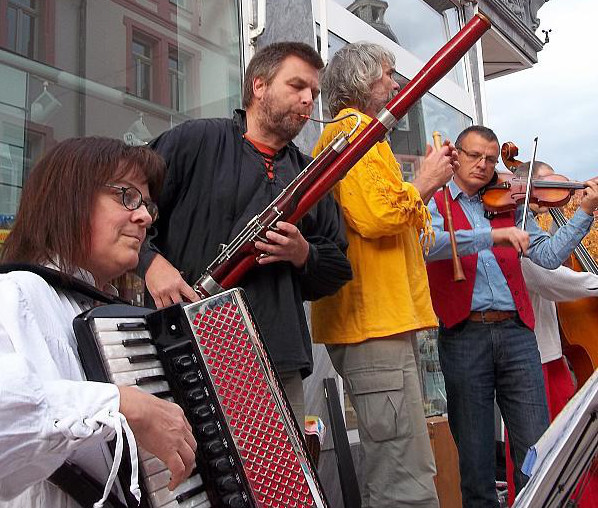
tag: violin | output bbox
[501,141,598,388]
[483,141,589,213]
[481,172,587,213]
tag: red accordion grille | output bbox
[191,302,318,508]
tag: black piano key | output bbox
[122,337,151,347]
[175,483,206,503]
[117,321,147,331]
[136,374,166,385]
[153,390,172,399]
[128,353,159,364]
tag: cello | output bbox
[501,142,598,387]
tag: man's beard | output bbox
[260,93,308,142]
[366,89,396,117]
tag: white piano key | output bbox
[96,329,152,344]
[146,469,171,492]
[93,317,147,335]
[141,455,209,508]
[139,447,155,462]
[101,343,158,359]
[110,366,165,386]
[160,491,211,508]
[106,357,163,374]
[92,317,148,332]
[143,455,168,477]
[139,381,172,395]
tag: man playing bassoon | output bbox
[139,42,352,426]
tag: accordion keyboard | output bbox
[91,315,212,508]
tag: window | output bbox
[340,0,467,88]
[6,0,38,58]
[132,37,152,100]
[388,73,471,180]
[168,49,187,112]
[0,0,244,299]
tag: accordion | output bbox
[75,288,328,508]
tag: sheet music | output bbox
[514,369,598,506]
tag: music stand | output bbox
[513,369,598,507]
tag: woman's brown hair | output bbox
[2,137,165,274]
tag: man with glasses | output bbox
[425,125,598,506]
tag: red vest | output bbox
[426,190,535,330]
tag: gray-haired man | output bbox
[312,42,459,508]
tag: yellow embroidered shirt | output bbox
[311,108,438,344]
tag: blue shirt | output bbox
[425,179,594,311]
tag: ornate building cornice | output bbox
[485,0,549,54]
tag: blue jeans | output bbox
[438,318,549,508]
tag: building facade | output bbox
[0,0,547,226]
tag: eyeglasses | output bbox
[456,147,499,166]
[104,184,159,222]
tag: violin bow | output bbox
[520,136,538,233]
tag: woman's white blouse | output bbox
[0,270,121,507]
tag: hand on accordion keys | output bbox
[118,386,197,490]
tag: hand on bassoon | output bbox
[255,221,310,268]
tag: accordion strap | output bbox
[0,263,128,304]
[48,462,126,508]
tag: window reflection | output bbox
[0,0,243,214]
[168,50,187,112]
[338,0,466,88]
[6,0,38,59]
[389,73,471,182]
[132,38,153,101]
[0,0,243,303]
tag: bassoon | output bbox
[193,13,491,297]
